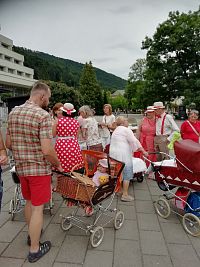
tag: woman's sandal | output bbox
[28,241,51,263]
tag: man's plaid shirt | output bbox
[7,100,53,177]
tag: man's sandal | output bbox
[28,241,51,263]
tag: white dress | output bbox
[110,126,141,180]
[100,114,115,148]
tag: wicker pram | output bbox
[55,150,125,247]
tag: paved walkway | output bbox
[0,170,200,267]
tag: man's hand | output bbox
[0,155,8,165]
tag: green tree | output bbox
[79,61,103,114]
[109,95,128,111]
[142,9,200,106]
[45,80,81,108]
[128,58,146,82]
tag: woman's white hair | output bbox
[116,116,127,126]
[79,105,94,118]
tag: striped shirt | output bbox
[7,100,53,176]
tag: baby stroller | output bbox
[9,166,26,220]
[54,150,125,247]
[147,140,200,236]
[132,156,147,183]
[9,165,54,220]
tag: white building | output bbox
[0,33,36,94]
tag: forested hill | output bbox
[13,46,127,91]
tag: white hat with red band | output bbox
[60,103,76,114]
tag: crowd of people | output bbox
[0,81,199,262]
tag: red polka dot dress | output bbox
[55,117,84,172]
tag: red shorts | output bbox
[19,175,51,206]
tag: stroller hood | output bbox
[174,140,200,173]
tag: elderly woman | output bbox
[137,106,156,165]
[110,116,148,202]
[181,110,200,143]
[79,105,103,151]
[99,104,116,149]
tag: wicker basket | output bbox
[56,173,96,203]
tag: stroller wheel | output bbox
[182,213,200,237]
[155,197,171,219]
[114,211,125,230]
[137,175,144,183]
[60,217,72,231]
[9,199,15,221]
[90,226,104,248]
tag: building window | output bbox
[17,71,23,76]
[8,68,14,74]
[5,55,11,61]
[0,66,4,71]
[1,43,9,49]
[25,73,31,78]
[14,59,20,64]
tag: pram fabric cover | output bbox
[174,140,200,173]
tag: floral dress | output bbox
[55,117,84,172]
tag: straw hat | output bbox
[60,103,76,114]
[153,101,165,109]
[145,106,156,113]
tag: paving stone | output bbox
[132,180,148,190]
[56,235,89,264]
[157,212,180,224]
[168,244,200,267]
[114,239,142,267]
[135,200,155,214]
[117,197,135,206]
[0,211,10,227]
[88,227,114,251]
[143,254,173,267]
[117,204,136,220]
[0,221,25,242]
[188,235,200,258]
[116,219,139,240]
[83,250,113,267]
[134,190,152,201]
[53,263,83,267]
[148,186,164,196]
[23,246,59,267]
[146,179,158,188]
[161,222,191,244]
[137,213,161,231]
[42,223,67,247]
[0,257,24,267]
[2,231,29,258]
[0,242,9,255]
[140,230,168,255]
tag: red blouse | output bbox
[181,120,200,143]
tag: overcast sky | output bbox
[0,0,199,79]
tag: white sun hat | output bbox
[60,103,76,114]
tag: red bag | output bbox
[174,140,200,173]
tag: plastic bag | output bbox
[184,192,200,217]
